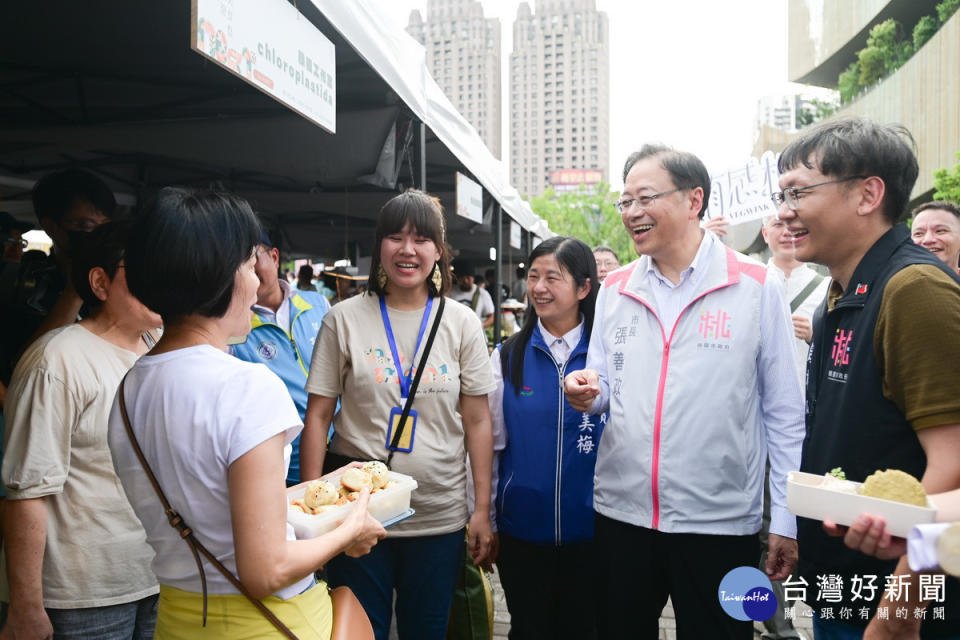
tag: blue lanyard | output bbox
[379,295,434,400]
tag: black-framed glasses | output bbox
[615,188,682,214]
[770,176,867,211]
[4,236,27,249]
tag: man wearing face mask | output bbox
[3,170,114,364]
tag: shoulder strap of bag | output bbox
[118,377,299,640]
[387,296,445,468]
[470,287,481,311]
[790,273,825,313]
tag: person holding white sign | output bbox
[563,143,804,640]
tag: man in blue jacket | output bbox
[231,231,331,485]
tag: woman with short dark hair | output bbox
[301,189,496,640]
[108,187,385,638]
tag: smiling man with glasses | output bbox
[777,117,960,639]
[564,143,804,640]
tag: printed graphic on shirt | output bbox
[257,341,279,361]
[827,328,854,384]
[363,345,452,387]
[697,308,734,352]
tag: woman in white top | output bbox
[300,190,496,640]
[108,188,385,639]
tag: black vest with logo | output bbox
[798,225,960,631]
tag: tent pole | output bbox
[419,121,427,191]
[494,202,503,344]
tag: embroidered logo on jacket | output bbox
[827,328,854,383]
[257,341,278,360]
[831,329,853,367]
[697,309,733,351]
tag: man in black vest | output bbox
[775,117,960,638]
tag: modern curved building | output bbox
[768,0,960,202]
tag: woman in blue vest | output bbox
[491,235,604,640]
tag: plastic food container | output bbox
[286,470,418,539]
[787,471,937,538]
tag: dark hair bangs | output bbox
[368,190,450,297]
[778,118,918,223]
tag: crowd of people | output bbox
[0,115,959,640]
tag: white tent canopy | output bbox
[0,1,551,264]
[313,0,547,236]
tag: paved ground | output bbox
[491,566,815,640]
[389,568,815,639]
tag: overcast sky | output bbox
[377,0,810,191]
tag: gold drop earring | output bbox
[377,264,388,289]
[431,263,443,291]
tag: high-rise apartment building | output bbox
[407,0,501,159]
[510,0,609,198]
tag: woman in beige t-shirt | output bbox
[302,190,496,640]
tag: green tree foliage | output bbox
[838,62,862,103]
[837,8,950,104]
[913,15,939,50]
[857,20,912,87]
[529,184,635,265]
[937,0,960,24]
[933,151,960,202]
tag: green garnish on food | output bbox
[828,467,846,480]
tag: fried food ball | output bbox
[362,461,390,489]
[303,479,339,509]
[341,467,374,492]
[859,469,927,507]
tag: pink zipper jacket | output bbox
[583,233,804,537]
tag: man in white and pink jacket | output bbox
[565,144,805,640]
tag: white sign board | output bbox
[191,0,336,133]
[510,221,522,249]
[705,150,780,225]
[455,172,483,224]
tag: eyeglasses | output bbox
[614,188,682,214]
[4,237,27,249]
[770,176,867,211]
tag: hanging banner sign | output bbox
[456,172,483,224]
[191,0,336,133]
[705,150,780,225]
[510,221,522,249]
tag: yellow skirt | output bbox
[155,582,332,639]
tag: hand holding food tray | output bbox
[787,469,937,539]
[287,462,418,539]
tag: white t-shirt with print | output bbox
[108,345,310,600]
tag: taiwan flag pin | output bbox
[855,283,868,295]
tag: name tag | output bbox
[385,407,417,452]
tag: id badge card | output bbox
[386,407,417,452]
